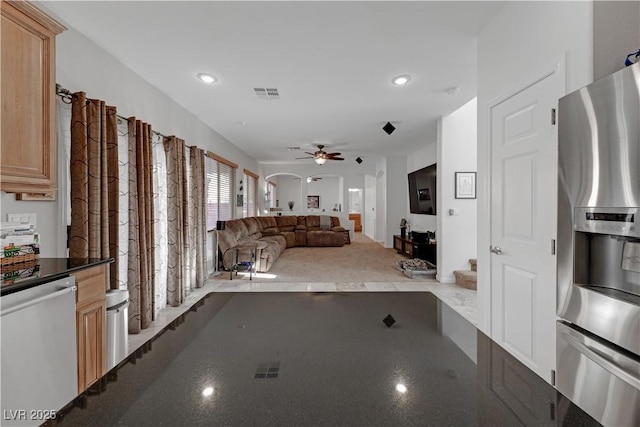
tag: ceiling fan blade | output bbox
[295,156,314,159]
[326,152,342,156]
[329,157,345,161]
[304,152,316,156]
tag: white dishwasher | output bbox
[1,276,78,426]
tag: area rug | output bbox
[216,233,419,282]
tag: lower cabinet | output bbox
[394,235,413,257]
[348,213,362,232]
[74,265,107,393]
[412,241,437,265]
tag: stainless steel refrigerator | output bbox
[556,62,639,426]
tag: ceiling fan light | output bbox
[314,157,326,165]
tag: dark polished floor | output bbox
[56,292,599,426]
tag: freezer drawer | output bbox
[556,321,640,427]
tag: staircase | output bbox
[453,259,477,290]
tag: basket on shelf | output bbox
[1,244,40,267]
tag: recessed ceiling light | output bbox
[197,73,217,84]
[392,75,411,86]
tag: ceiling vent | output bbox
[286,147,300,152]
[254,88,280,100]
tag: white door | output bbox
[489,67,562,383]
[375,171,385,243]
[364,174,376,239]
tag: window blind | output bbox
[205,155,235,230]
[243,170,258,218]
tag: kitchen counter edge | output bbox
[1,258,114,296]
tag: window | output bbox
[243,169,258,217]
[205,153,237,230]
[267,181,277,209]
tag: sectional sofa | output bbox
[217,215,346,272]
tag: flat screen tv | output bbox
[408,163,437,215]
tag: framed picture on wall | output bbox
[455,172,476,199]
[307,195,320,209]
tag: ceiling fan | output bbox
[293,176,323,182]
[296,145,344,165]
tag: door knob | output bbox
[490,245,502,255]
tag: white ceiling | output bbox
[41,1,505,164]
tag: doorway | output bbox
[348,188,363,232]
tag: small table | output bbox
[342,229,351,244]
[222,242,266,280]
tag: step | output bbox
[454,270,477,290]
[469,258,477,272]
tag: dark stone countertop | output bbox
[55,292,602,426]
[1,258,113,296]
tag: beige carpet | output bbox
[218,233,418,282]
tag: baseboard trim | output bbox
[437,274,455,284]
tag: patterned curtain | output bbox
[152,133,168,317]
[189,147,207,288]
[127,118,155,333]
[116,118,130,290]
[164,136,187,306]
[184,148,194,293]
[70,93,119,288]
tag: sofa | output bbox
[217,215,345,272]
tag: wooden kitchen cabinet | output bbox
[348,213,362,232]
[1,1,65,199]
[74,264,107,393]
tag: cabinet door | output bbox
[77,299,106,393]
[348,214,362,232]
[0,1,65,196]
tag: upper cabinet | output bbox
[1,0,65,200]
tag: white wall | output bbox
[593,0,640,80]
[1,26,262,256]
[407,142,438,233]
[364,174,376,239]
[384,156,407,248]
[262,162,375,216]
[476,1,593,332]
[0,196,64,257]
[375,159,387,244]
[306,176,341,213]
[436,98,477,283]
[273,175,302,213]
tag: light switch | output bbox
[448,208,460,216]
